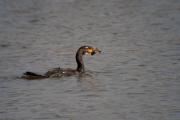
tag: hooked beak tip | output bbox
[93,48,101,54]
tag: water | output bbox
[0,0,180,120]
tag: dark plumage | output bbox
[21,46,101,80]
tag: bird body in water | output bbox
[21,46,101,80]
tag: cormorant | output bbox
[21,46,101,80]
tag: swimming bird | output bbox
[21,46,101,80]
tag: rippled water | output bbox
[0,0,180,120]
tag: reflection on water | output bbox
[0,0,180,120]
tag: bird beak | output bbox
[94,48,101,53]
[91,48,101,55]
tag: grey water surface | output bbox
[0,0,180,120]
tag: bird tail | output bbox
[21,72,47,80]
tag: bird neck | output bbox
[76,50,85,72]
